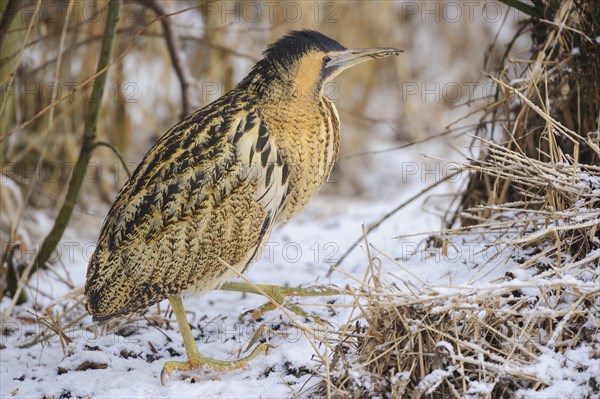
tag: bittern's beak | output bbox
[327,47,403,71]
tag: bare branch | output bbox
[144,0,194,118]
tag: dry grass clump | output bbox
[322,137,599,397]
[462,0,600,213]
[457,0,600,268]
[459,127,599,271]
[323,274,598,398]
[12,287,170,354]
[321,1,599,397]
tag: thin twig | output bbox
[327,171,461,277]
[497,0,542,18]
[0,0,41,115]
[93,141,132,179]
[144,0,193,118]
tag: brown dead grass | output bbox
[320,1,600,397]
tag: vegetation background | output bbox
[1,1,598,398]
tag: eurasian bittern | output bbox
[85,30,400,381]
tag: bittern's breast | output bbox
[269,96,340,225]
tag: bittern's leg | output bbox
[219,282,343,323]
[160,296,267,384]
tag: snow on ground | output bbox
[2,7,597,395]
[3,131,597,398]
[1,131,471,398]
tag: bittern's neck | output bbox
[238,59,322,104]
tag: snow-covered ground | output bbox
[5,131,597,398]
[2,3,598,397]
[1,131,469,397]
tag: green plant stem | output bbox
[0,0,20,45]
[31,0,120,271]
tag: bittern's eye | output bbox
[323,56,331,63]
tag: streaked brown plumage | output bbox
[85,29,400,378]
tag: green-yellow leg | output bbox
[219,282,343,323]
[160,296,267,384]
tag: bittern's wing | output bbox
[85,94,291,321]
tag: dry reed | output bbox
[321,1,600,397]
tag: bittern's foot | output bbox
[219,282,342,324]
[160,343,268,384]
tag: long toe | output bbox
[160,344,269,384]
[161,360,196,385]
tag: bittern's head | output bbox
[239,30,402,101]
